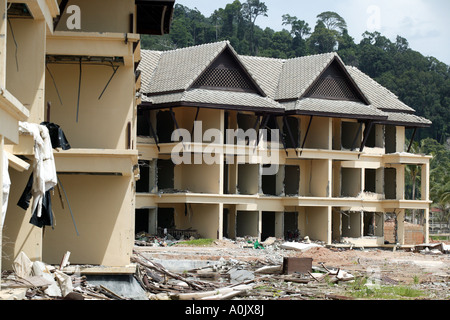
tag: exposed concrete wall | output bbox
[176,203,221,239]
[237,164,259,195]
[341,168,362,197]
[303,207,329,243]
[178,162,221,194]
[300,160,329,197]
[236,210,259,238]
[342,211,362,238]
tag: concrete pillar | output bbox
[421,162,430,201]
[396,209,405,245]
[396,165,405,200]
[424,207,429,243]
[327,206,332,245]
[0,0,6,87]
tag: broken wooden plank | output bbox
[283,257,312,274]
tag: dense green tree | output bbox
[241,0,268,55]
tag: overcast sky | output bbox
[176,0,450,65]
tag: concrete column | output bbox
[396,209,405,245]
[396,165,405,200]
[424,207,429,243]
[396,127,405,152]
[0,0,6,87]
[421,162,430,201]
[327,206,332,245]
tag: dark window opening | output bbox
[136,160,150,192]
[157,111,174,143]
[384,168,397,200]
[135,209,150,234]
[284,165,300,196]
[364,169,376,193]
[385,125,397,154]
[261,211,275,241]
[284,117,300,148]
[157,159,174,191]
[137,109,151,137]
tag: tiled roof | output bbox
[283,98,388,120]
[138,41,431,127]
[139,50,162,93]
[143,41,229,94]
[275,53,337,101]
[238,55,285,99]
[346,66,415,113]
[383,111,432,127]
[141,88,284,111]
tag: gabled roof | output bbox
[138,41,431,127]
[142,41,265,97]
[275,52,337,101]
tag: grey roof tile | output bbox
[142,88,284,111]
[383,111,432,127]
[142,41,229,94]
[138,41,431,126]
[275,52,337,100]
[238,55,285,99]
[284,98,387,120]
[346,66,415,113]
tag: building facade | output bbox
[1,0,174,275]
[136,41,432,247]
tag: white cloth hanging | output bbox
[2,150,10,226]
[19,122,57,218]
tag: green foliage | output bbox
[141,2,449,178]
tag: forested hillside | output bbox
[141,1,449,217]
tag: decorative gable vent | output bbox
[192,48,261,94]
[304,59,366,102]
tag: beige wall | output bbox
[45,62,135,149]
[55,0,135,33]
[176,203,221,239]
[42,174,134,266]
[2,169,43,270]
[6,18,46,123]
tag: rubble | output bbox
[1,238,449,300]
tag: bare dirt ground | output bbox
[135,239,450,300]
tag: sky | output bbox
[175,0,450,66]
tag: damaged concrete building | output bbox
[1,0,175,276]
[136,41,432,248]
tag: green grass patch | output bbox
[175,238,215,246]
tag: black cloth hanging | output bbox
[17,173,54,229]
[40,122,71,150]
